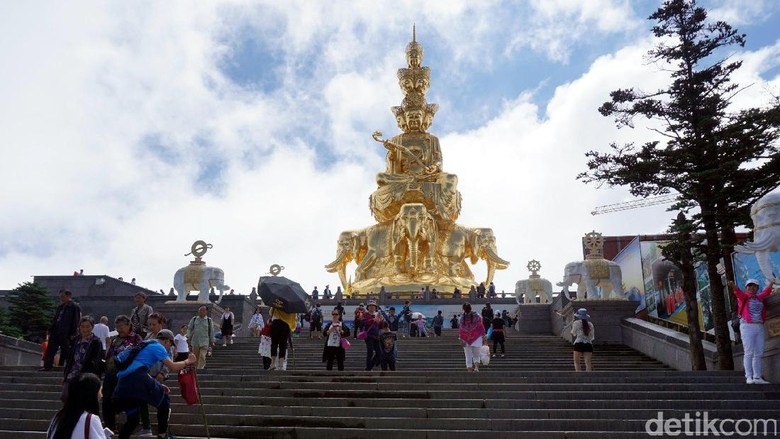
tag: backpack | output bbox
[312,308,322,323]
[304,312,312,322]
[113,340,152,371]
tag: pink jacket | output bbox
[458,312,485,345]
[733,285,773,323]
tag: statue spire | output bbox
[413,23,416,43]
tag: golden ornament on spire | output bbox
[325,27,509,297]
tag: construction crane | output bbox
[591,194,677,215]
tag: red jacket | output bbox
[733,285,773,323]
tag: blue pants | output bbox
[365,338,382,371]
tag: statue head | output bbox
[405,25,423,68]
[405,109,424,132]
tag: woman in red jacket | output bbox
[728,278,774,384]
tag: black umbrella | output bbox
[257,275,310,313]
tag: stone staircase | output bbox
[1,330,778,438]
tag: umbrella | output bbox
[411,312,426,320]
[257,276,310,313]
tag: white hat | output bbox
[746,279,760,287]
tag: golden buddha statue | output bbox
[325,28,508,297]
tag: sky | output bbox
[1,1,779,299]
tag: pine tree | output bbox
[6,282,56,342]
[0,305,23,338]
[578,0,780,369]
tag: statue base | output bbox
[350,279,473,299]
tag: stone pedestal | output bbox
[515,304,552,334]
[155,301,223,334]
[560,299,639,345]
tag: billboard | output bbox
[613,236,645,313]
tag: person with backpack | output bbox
[102,315,143,434]
[187,305,215,370]
[728,279,774,384]
[112,329,196,439]
[309,303,324,339]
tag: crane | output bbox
[591,194,677,215]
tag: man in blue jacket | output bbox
[112,329,195,439]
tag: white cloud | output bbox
[0,2,777,303]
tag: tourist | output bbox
[322,310,350,371]
[102,315,143,433]
[729,279,773,384]
[414,314,427,337]
[490,312,506,358]
[334,301,345,319]
[417,287,425,300]
[112,329,196,439]
[458,303,486,372]
[140,313,169,435]
[248,307,265,337]
[269,307,297,370]
[431,288,438,299]
[323,285,332,300]
[353,303,365,339]
[173,325,189,361]
[379,321,397,371]
[400,301,412,338]
[488,282,496,298]
[468,285,477,300]
[220,306,235,346]
[571,308,595,372]
[47,373,107,439]
[361,300,383,370]
[309,303,324,339]
[432,310,444,336]
[385,307,400,331]
[186,305,215,370]
[311,286,319,301]
[259,319,273,370]
[481,302,493,331]
[453,287,461,299]
[130,292,153,339]
[42,290,81,371]
[477,282,486,299]
[62,316,104,401]
[450,314,459,329]
[92,316,110,351]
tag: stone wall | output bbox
[0,334,40,366]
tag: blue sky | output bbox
[0,1,778,298]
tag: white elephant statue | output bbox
[557,260,623,300]
[515,278,553,304]
[173,265,230,303]
[735,186,780,285]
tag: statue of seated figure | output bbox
[370,103,461,223]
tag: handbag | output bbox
[177,368,199,405]
[340,338,351,349]
[258,335,272,357]
[357,330,368,340]
[480,345,491,366]
[261,322,272,337]
[486,326,493,340]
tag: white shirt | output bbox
[174,333,189,353]
[47,411,107,439]
[92,323,110,350]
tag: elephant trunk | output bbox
[483,246,509,269]
[324,249,349,291]
[735,232,779,253]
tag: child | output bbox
[174,325,190,361]
[415,315,427,337]
[379,321,397,371]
